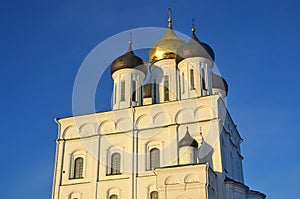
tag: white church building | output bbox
[51,12,266,199]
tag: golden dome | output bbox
[148,10,185,64]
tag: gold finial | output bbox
[168,8,172,29]
[128,32,133,52]
[192,18,195,33]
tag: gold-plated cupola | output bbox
[148,8,185,64]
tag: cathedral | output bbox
[51,11,266,199]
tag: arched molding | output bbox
[193,106,215,121]
[62,125,79,139]
[79,123,96,137]
[99,120,115,134]
[165,176,179,185]
[69,192,82,199]
[147,184,158,199]
[115,118,132,131]
[71,150,86,157]
[136,114,152,129]
[174,108,194,124]
[145,141,162,151]
[184,174,199,183]
[153,111,170,126]
[107,187,121,199]
[148,184,157,192]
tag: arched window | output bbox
[150,148,160,169]
[121,80,126,101]
[114,84,117,104]
[201,68,206,90]
[182,73,185,93]
[111,152,121,174]
[150,191,158,199]
[163,76,169,101]
[132,80,137,102]
[153,79,157,104]
[190,69,195,89]
[74,157,84,179]
[110,194,118,199]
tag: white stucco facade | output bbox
[52,96,265,199]
[51,19,266,199]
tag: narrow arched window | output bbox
[150,148,160,169]
[150,191,158,199]
[153,79,157,104]
[201,68,206,90]
[132,80,137,102]
[163,76,169,101]
[110,194,118,199]
[139,85,143,105]
[121,80,125,101]
[74,157,84,179]
[114,84,117,104]
[111,153,121,174]
[190,69,195,89]
[182,73,185,93]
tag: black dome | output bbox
[176,31,215,64]
[111,47,147,76]
[212,73,228,96]
[178,129,198,148]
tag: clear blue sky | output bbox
[0,0,299,198]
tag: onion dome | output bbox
[148,9,185,64]
[111,37,147,76]
[178,127,198,148]
[212,73,229,96]
[176,20,215,65]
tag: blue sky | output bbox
[0,0,299,198]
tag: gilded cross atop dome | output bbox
[127,32,133,52]
[148,8,185,64]
[192,18,195,33]
[176,18,215,64]
[168,8,172,29]
[110,33,147,75]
